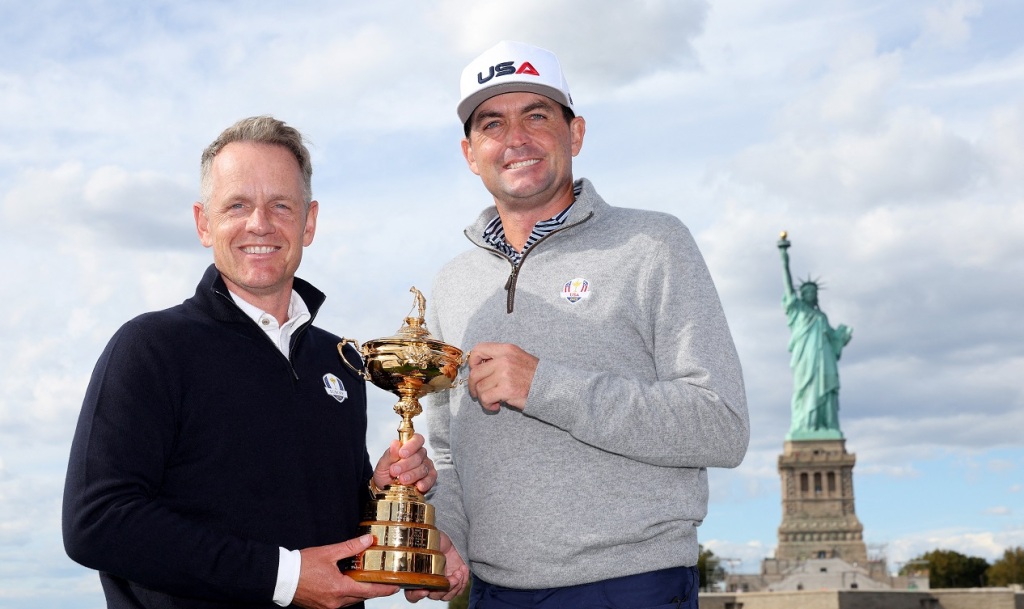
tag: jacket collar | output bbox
[463,177,606,249]
[194,263,326,324]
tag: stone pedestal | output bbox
[775,439,868,565]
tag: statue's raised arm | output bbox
[778,232,852,441]
[778,230,795,297]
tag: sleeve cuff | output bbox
[273,547,302,606]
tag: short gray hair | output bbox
[199,115,313,208]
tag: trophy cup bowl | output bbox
[337,287,463,590]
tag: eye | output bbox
[270,203,296,217]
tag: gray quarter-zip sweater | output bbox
[426,178,749,589]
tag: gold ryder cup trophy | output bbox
[337,287,463,590]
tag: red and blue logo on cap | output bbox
[477,61,540,84]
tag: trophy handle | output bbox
[451,350,470,388]
[338,339,370,380]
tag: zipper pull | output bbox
[505,264,520,313]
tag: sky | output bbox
[1,0,1022,607]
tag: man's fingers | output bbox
[334,534,375,559]
[467,355,494,402]
[397,433,424,458]
[408,458,434,490]
[468,344,496,368]
[378,432,434,488]
[469,374,502,411]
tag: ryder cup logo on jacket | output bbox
[322,373,348,403]
[562,278,591,303]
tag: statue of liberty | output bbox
[778,232,852,440]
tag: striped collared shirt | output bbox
[481,183,582,265]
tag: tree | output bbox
[987,546,1024,587]
[697,544,722,592]
[901,549,990,588]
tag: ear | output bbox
[193,202,213,247]
[570,116,586,157]
[461,138,481,176]
[302,200,318,247]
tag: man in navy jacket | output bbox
[62,116,467,608]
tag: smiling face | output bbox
[462,91,585,218]
[193,141,317,313]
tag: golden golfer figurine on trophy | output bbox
[337,287,463,590]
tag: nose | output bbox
[246,205,274,235]
[504,118,530,148]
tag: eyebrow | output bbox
[473,99,558,127]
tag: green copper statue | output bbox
[778,232,852,440]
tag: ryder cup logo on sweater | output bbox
[322,373,348,403]
[562,278,591,303]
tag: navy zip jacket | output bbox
[63,264,373,608]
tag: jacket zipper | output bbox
[214,288,315,380]
[469,210,594,314]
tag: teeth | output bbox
[507,159,539,169]
[243,246,277,254]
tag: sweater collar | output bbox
[464,177,606,249]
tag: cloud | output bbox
[886,527,1024,565]
[917,0,983,49]
[0,466,62,548]
[735,99,982,210]
[435,0,708,90]
[0,354,89,445]
[2,162,197,251]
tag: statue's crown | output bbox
[799,275,824,290]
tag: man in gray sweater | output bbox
[423,41,749,609]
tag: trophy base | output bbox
[344,565,449,591]
[343,484,450,591]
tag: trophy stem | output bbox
[394,390,421,446]
[398,412,415,445]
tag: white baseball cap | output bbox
[457,41,575,125]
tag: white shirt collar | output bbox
[228,290,312,356]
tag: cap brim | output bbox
[458,82,573,125]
